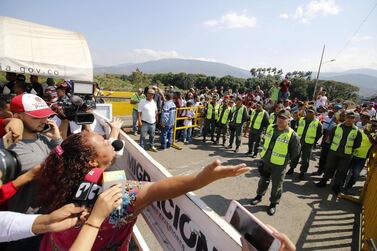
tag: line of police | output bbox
[202,97,375,215]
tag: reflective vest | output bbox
[330,124,359,155]
[231,105,245,124]
[269,113,276,124]
[261,125,294,165]
[353,131,373,159]
[297,118,320,144]
[206,103,220,120]
[131,93,145,110]
[218,106,231,124]
[249,110,266,130]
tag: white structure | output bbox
[0,16,93,81]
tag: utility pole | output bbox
[313,44,325,100]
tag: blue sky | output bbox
[1,0,376,72]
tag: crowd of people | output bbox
[0,73,289,250]
[1,70,373,250]
[131,79,376,217]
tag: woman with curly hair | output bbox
[37,130,249,251]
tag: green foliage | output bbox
[0,69,359,101]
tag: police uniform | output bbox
[287,109,323,179]
[251,110,301,215]
[247,107,269,157]
[227,103,248,152]
[345,128,375,188]
[317,112,362,194]
[203,100,220,142]
[215,103,231,145]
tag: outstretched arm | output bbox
[133,160,249,213]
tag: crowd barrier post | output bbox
[172,105,205,150]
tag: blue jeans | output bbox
[132,109,138,133]
[161,125,173,149]
[140,122,156,149]
[345,157,366,188]
[183,127,192,142]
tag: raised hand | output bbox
[197,160,250,184]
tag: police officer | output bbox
[215,99,232,146]
[203,96,220,143]
[226,97,248,153]
[246,101,269,158]
[269,104,284,124]
[250,110,301,215]
[287,106,323,180]
[316,111,362,195]
[345,119,377,189]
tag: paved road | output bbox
[120,118,360,251]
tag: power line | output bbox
[334,1,377,58]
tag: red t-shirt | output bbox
[0,118,6,137]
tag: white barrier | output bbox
[108,122,243,250]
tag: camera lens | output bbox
[0,149,21,184]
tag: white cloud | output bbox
[203,12,256,29]
[351,35,373,42]
[131,48,179,60]
[279,13,289,19]
[292,0,340,23]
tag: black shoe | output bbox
[251,153,257,158]
[213,141,218,145]
[250,195,262,205]
[234,147,239,153]
[286,168,294,175]
[245,151,252,155]
[299,172,306,180]
[211,138,215,142]
[316,179,327,188]
[267,203,276,216]
[332,185,341,196]
[202,138,206,143]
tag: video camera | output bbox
[52,81,96,125]
[0,149,21,184]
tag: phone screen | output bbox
[230,206,275,251]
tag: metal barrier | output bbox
[360,145,377,251]
[172,106,205,150]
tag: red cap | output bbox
[10,94,56,118]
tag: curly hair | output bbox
[38,131,97,213]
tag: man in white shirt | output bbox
[316,90,328,109]
[367,103,376,118]
[138,88,158,152]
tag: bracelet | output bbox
[84,222,101,229]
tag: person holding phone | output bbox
[250,110,301,215]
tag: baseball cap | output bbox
[10,94,56,118]
[307,106,316,113]
[345,110,356,118]
[278,109,291,119]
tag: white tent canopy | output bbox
[0,16,93,81]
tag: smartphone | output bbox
[42,124,51,133]
[225,200,281,251]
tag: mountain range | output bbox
[94,59,377,97]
